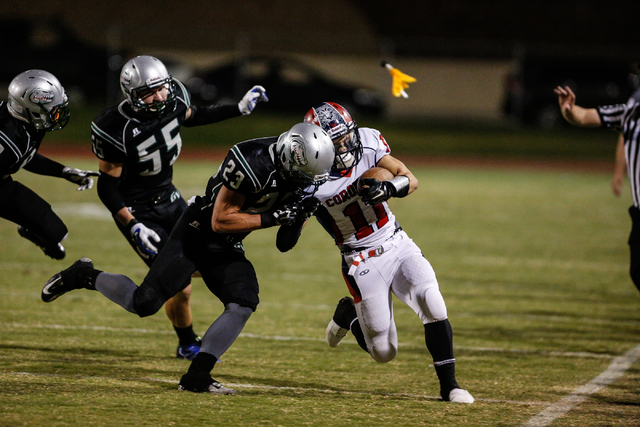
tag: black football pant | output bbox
[0,177,67,245]
[627,206,640,293]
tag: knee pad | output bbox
[369,339,398,363]
[132,283,166,318]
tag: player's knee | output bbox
[225,302,253,323]
[132,285,165,318]
[369,343,398,363]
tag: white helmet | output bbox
[276,123,335,196]
[7,70,70,131]
[120,55,176,118]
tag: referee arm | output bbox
[554,86,602,127]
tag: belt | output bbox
[127,188,179,207]
[340,226,402,254]
[342,228,404,276]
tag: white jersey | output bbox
[313,127,398,249]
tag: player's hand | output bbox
[554,86,576,117]
[238,85,268,115]
[127,220,161,257]
[358,178,393,205]
[62,166,100,191]
[299,197,321,219]
[272,204,303,226]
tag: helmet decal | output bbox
[28,89,55,105]
[290,137,309,168]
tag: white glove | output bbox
[238,85,268,115]
[128,220,161,257]
[62,166,100,191]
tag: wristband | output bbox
[124,218,139,233]
[260,212,277,228]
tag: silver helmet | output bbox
[120,55,176,118]
[276,122,335,196]
[7,70,70,131]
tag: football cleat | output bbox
[178,372,236,395]
[18,226,66,260]
[447,388,474,404]
[325,296,357,347]
[176,337,202,361]
[42,257,96,302]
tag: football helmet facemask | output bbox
[304,102,362,174]
[275,122,334,196]
[7,70,70,131]
[120,55,176,119]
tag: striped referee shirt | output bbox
[598,91,640,207]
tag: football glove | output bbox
[272,204,302,226]
[62,166,100,191]
[238,85,268,115]
[358,178,394,205]
[127,220,161,257]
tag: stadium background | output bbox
[1,0,640,124]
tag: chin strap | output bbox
[388,175,410,198]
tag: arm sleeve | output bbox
[276,220,305,252]
[182,104,242,127]
[22,153,65,177]
[97,172,126,215]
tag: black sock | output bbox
[174,324,200,346]
[425,319,459,399]
[187,352,217,375]
[350,319,368,352]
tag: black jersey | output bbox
[0,102,46,177]
[194,137,298,242]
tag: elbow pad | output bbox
[388,175,410,198]
[97,172,126,215]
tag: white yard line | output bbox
[522,342,640,427]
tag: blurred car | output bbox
[502,56,640,128]
[186,55,386,117]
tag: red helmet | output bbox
[304,102,362,174]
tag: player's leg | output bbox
[0,178,67,259]
[178,246,259,394]
[117,196,201,358]
[390,235,473,403]
[627,206,640,293]
[43,208,197,318]
[327,255,398,363]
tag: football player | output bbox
[297,102,474,403]
[90,55,268,360]
[0,70,98,260]
[41,122,335,394]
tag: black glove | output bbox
[272,204,302,226]
[62,166,100,191]
[358,178,394,205]
[299,197,320,219]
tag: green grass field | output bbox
[1,150,640,426]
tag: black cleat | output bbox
[42,257,97,302]
[325,296,357,347]
[18,226,65,260]
[178,372,236,395]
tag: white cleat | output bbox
[448,388,474,404]
[325,319,349,347]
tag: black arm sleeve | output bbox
[22,153,65,177]
[182,104,242,127]
[97,172,126,215]
[276,220,305,252]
